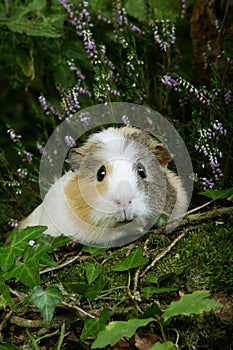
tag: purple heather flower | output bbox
[195,120,226,189]
[130,25,144,35]
[64,135,76,148]
[180,0,187,19]
[153,20,176,52]
[37,142,46,156]
[79,111,90,125]
[17,168,27,179]
[161,75,181,91]
[224,90,233,104]
[7,129,22,142]
[8,219,18,228]
[122,115,130,126]
[97,14,111,24]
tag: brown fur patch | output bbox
[64,174,93,225]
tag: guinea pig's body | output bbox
[19,127,188,246]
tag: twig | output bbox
[182,206,233,224]
[140,230,186,278]
[140,206,233,278]
[61,301,96,320]
[185,200,213,215]
[40,254,81,275]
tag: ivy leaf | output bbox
[3,261,40,288]
[38,253,59,267]
[81,308,114,341]
[142,302,163,318]
[162,290,222,322]
[199,187,233,200]
[65,275,107,302]
[0,246,15,271]
[11,226,48,252]
[83,275,107,301]
[84,262,103,284]
[151,341,177,350]
[146,268,184,285]
[82,246,107,256]
[23,244,50,265]
[25,285,64,326]
[46,235,71,251]
[91,318,154,349]
[112,246,148,271]
[0,284,17,311]
[142,286,176,299]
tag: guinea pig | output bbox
[18,126,188,246]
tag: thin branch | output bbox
[140,206,233,278]
[140,230,186,278]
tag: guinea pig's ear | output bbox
[150,144,172,167]
[66,142,97,171]
[66,148,84,171]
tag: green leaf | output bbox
[125,0,181,21]
[199,187,233,200]
[81,308,113,341]
[27,0,46,12]
[11,226,47,252]
[142,286,176,299]
[112,246,149,271]
[3,261,40,288]
[151,341,177,350]
[0,339,19,350]
[0,226,48,271]
[142,302,163,318]
[162,290,222,322]
[84,262,103,284]
[83,275,107,301]
[0,284,17,311]
[150,0,181,21]
[91,318,155,348]
[16,47,34,78]
[65,275,107,302]
[23,244,49,265]
[26,285,64,326]
[146,269,184,285]
[6,18,61,37]
[38,253,59,267]
[0,246,15,271]
[46,235,71,251]
[125,0,146,21]
[82,246,107,256]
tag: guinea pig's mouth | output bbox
[115,218,134,227]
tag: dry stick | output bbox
[140,206,233,278]
[140,230,186,278]
[61,301,95,320]
[182,205,233,224]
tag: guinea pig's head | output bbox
[66,127,172,233]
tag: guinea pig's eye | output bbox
[97,165,106,182]
[137,163,147,179]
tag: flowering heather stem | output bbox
[161,74,212,105]
[194,120,227,190]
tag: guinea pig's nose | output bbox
[115,180,133,207]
